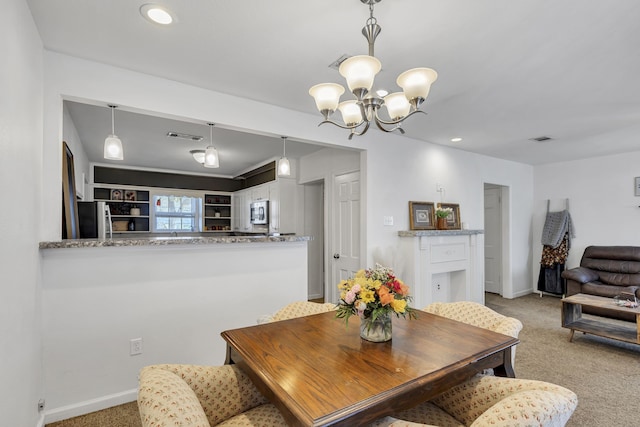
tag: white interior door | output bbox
[484,186,502,294]
[330,171,361,302]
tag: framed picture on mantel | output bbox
[409,201,436,230]
[437,203,461,230]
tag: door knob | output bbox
[333,253,340,259]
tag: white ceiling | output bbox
[28,0,640,170]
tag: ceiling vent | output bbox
[529,136,553,142]
[166,131,203,142]
[328,54,351,70]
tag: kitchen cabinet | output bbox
[231,178,300,234]
[268,178,298,234]
[93,186,150,233]
[203,193,233,232]
[233,189,251,232]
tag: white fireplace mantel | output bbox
[397,230,485,309]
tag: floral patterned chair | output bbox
[137,364,286,427]
[375,375,578,427]
[259,300,336,323]
[422,301,523,368]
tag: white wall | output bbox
[41,242,308,422]
[533,150,640,288]
[0,0,44,425]
[62,104,90,200]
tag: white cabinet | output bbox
[233,189,251,231]
[234,178,300,234]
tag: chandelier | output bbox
[309,0,437,139]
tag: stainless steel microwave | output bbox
[250,200,269,225]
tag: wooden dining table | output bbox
[221,310,519,427]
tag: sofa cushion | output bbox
[581,246,640,286]
[216,403,287,427]
[581,282,638,298]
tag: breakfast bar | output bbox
[39,236,310,413]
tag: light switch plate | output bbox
[383,216,394,226]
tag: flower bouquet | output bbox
[336,263,417,342]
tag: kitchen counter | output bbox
[39,234,310,250]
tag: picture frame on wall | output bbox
[110,189,123,201]
[437,203,461,229]
[409,201,436,230]
[125,190,137,201]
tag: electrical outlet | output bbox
[436,183,444,193]
[130,338,143,356]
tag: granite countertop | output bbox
[39,235,311,249]
[398,229,484,237]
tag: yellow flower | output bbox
[355,269,366,278]
[390,298,407,314]
[371,279,382,290]
[359,289,375,304]
[338,279,350,291]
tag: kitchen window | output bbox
[151,191,202,233]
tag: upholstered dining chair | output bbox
[422,301,523,368]
[374,375,578,427]
[137,364,286,427]
[259,300,336,323]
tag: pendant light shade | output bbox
[204,123,220,168]
[278,136,291,177]
[104,105,123,160]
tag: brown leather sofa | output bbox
[562,246,640,321]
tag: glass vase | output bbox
[360,312,392,342]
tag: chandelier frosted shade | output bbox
[338,55,381,94]
[104,135,123,160]
[309,83,345,116]
[383,92,411,121]
[339,100,363,126]
[396,68,438,107]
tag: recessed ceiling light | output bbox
[140,4,174,25]
[451,137,462,142]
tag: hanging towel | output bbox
[541,210,574,249]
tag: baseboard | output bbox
[43,389,137,424]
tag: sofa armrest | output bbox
[561,266,599,284]
[139,364,269,426]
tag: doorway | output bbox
[304,181,324,301]
[484,183,508,296]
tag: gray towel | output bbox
[541,210,574,248]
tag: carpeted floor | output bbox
[47,293,640,426]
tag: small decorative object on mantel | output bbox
[336,264,417,342]
[435,206,451,230]
[437,203,461,230]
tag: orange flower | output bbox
[377,286,394,306]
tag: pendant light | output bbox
[104,105,123,160]
[204,123,219,168]
[278,136,291,177]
